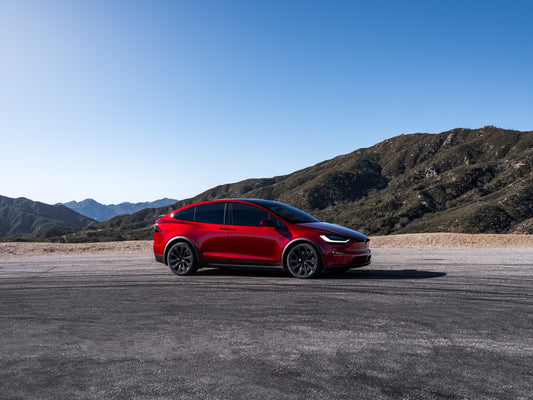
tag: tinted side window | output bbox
[231,203,278,226]
[257,201,319,223]
[194,203,226,224]
[173,206,196,221]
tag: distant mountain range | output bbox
[58,198,178,222]
[2,126,532,242]
[0,195,95,237]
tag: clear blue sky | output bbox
[1,0,532,205]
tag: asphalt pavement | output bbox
[0,248,532,400]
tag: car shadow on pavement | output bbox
[324,269,447,280]
[196,267,289,278]
[194,267,446,280]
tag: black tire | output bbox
[167,242,198,276]
[286,243,322,278]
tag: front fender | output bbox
[281,238,325,270]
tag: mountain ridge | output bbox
[4,126,532,242]
[59,198,178,221]
[0,195,96,237]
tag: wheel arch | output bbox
[281,238,325,270]
[163,236,200,266]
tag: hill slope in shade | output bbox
[0,196,96,237]
[59,198,178,221]
[8,126,533,242]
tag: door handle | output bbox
[219,228,237,231]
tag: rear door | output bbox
[227,202,287,265]
[192,202,231,262]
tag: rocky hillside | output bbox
[0,196,96,237]
[7,126,533,242]
[59,198,178,221]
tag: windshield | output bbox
[249,200,319,224]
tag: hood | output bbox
[303,222,369,241]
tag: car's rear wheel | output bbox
[286,243,322,278]
[167,242,198,276]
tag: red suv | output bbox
[153,199,371,278]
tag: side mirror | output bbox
[260,219,276,227]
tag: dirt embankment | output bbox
[0,241,153,258]
[0,234,531,258]
[370,233,533,248]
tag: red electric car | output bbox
[153,199,371,278]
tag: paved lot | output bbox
[1,249,532,399]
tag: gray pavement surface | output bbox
[0,248,532,400]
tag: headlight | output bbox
[320,234,350,244]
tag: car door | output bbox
[191,202,231,262]
[227,202,288,265]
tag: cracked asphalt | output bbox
[1,248,532,399]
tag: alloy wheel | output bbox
[287,243,321,278]
[168,242,197,275]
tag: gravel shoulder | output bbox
[0,233,532,259]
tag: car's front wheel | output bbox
[286,243,322,278]
[167,242,198,276]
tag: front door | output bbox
[227,202,286,265]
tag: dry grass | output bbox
[0,234,531,258]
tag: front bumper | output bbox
[324,248,371,269]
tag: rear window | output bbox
[173,202,226,224]
[196,203,225,224]
[172,206,195,221]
